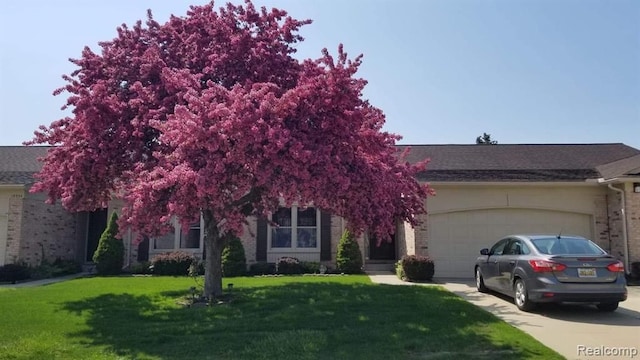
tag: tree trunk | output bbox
[202,209,224,299]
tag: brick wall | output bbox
[414,212,429,257]
[625,184,640,265]
[239,216,258,265]
[605,183,640,267]
[19,190,78,266]
[593,193,611,251]
[5,192,24,264]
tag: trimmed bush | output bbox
[398,255,434,281]
[222,237,247,277]
[0,263,31,284]
[276,257,303,275]
[150,251,196,276]
[129,261,153,275]
[395,260,405,279]
[301,261,321,274]
[92,212,125,275]
[51,258,82,276]
[249,262,276,275]
[335,230,363,274]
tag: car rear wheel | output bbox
[514,279,535,311]
[475,268,488,293]
[596,302,619,312]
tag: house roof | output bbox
[397,143,640,182]
[0,146,50,184]
[596,154,640,180]
[1,143,639,185]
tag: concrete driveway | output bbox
[368,273,640,360]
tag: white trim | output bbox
[150,215,204,251]
[426,181,600,187]
[0,185,25,189]
[267,205,321,253]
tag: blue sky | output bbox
[1,0,638,148]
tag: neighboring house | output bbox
[1,144,639,278]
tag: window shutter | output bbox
[320,211,332,261]
[256,217,267,261]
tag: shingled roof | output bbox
[596,154,640,180]
[0,146,50,185]
[397,143,640,182]
[2,144,640,185]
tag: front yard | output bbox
[0,275,562,359]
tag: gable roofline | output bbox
[596,154,640,180]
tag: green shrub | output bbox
[249,262,276,275]
[395,260,405,279]
[92,212,125,275]
[0,263,31,284]
[335,230,363,274]
[150,251,196,276]
[51,258,82,276]
[129,261,152,275]
[222,237,247,277]
[276,257,303,275]
[399,255,434,281]
[301,261,321,274]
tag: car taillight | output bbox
[606,261,625,273]
[529,259,567,273]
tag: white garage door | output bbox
[428,209,593,278]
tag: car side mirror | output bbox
[480,248,489,256]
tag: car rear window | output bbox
[531,238,606,255]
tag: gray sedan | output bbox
[474,235,628,312]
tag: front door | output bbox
[86,208,108,262]
[369,233,396,261]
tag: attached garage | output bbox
[428,208,593,278]
[422,184,607,278]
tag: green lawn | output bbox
[0,275,562,360]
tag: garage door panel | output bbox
[428,209,592,278]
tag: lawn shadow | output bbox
[60,281,561,359]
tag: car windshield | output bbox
[531,237,606,255]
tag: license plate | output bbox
[578,268,596,278]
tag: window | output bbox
[153,226,175,250]
[489,239,508,256]
[504,240,530,255]
[270,206,320,250]
[180,222,201,249]
[151,218,202,251]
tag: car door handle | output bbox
[509,261,515,265]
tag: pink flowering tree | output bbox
[28,1,431,297]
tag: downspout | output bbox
[607,183,630,275]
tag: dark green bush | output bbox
[399,255,434,281]
[129,261,153,275]
[0,263,31,284]
[335,230,363,274]
[301,261,321,274]
[249,262,276,275]
[222,237,247,277]
[51,258,82,276]
[395,260,405,279]
[92,212,125,275]
[276,257,303,275]
[151,251,196,276]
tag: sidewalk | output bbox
[0,272,90,289]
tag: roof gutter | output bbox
[599,178,630,275]
[0,184,25,190]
